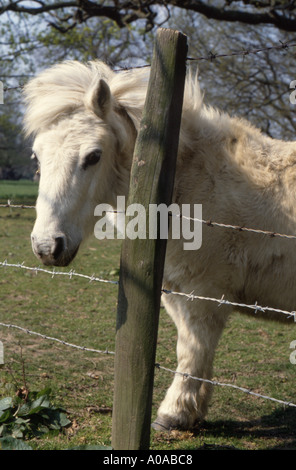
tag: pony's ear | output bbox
[85,79,112,119]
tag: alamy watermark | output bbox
[94,196,202,250]
[0,81,3,104]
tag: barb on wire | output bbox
[3,85,24,92]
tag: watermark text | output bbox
[94,196,202,250]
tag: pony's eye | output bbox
[31,151,40,176]
[82,150,102,170]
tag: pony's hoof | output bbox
[151,416,176,432]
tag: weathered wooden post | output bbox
[112,28,187,450]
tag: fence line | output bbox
[0,201,35,209]
[3,39,296,91]
[1,261,295,322]
[186,40,296,62]
[117,40,296,69]
[0,321,114,355]
[2,37,296,433]
[1,320,295,410]
[0,260,118,285]
[2,202,296,241]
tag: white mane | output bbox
[23,60,205,139]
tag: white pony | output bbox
[24,60,295,431]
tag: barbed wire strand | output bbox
[0,321,295,409]
[162,289,296,322]
[1,261,295,321]
[186,40,296,62]
[155,364,296,409]
[0,201,35,209]
[2,201,296,241]
[0,260,118,285]
[2,40,296,90]
[1,38,296,428]
[0,321,114,356]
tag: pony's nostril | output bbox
[52,236,65,259]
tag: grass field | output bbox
[0,180,296,450]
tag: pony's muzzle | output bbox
[31,233,71,266]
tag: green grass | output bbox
[0,180,39,204]
[0,180,296,450]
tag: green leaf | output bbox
[0,437,33,450]
[0,397,13,411]
[11,427,24,439]
[36,387,52,398]
[0,409,12,424]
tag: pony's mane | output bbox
[23,60,204,138]
[23,61,149,137]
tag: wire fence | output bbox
[1,315,296,410]
[0,260,295,322]
[1,37,296,426]
[2,39,296,91]
[2,201,296,240]
[0,257,296,410]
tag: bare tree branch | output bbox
[1,0,296,32]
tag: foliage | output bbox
[1,0,296,177]
[0,385,71,441]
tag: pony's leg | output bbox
[153,292,230,431]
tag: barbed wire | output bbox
[0,321,115,356]
[155,364,296,409]
[186,40,296,62]
[179,214,296,240]
[1,261,295,321]
[0,320,295,409]
[2,201,296,241]
[1,37,296,434]
[2,85,23,91]
[0,201,35,209]
[2,39,296,91]
[0,260,119,285]
[162,289,296,322]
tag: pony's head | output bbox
[23,61,148,266]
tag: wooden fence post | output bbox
[111,28,187,450]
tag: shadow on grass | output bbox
[197,407,296,450]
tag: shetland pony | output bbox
[23,60,295,430]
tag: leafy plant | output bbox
[0,386,71,441]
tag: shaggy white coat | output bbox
[24,60,296,430]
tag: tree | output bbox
[0,11,152,178]
[167,9,296,139]
[1,1,296,33]
[1,0,296,177]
